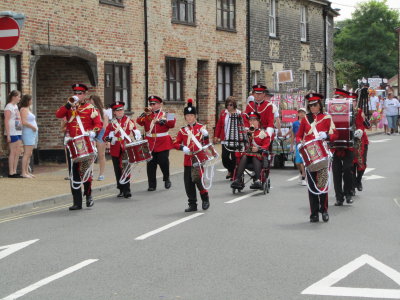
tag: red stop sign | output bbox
[0,17,20,50]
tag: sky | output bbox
[331,0,400,21]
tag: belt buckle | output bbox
[152,133,157,138]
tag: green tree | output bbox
[334,0,400,88]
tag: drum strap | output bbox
[113,119,132,143]
[147,110,164,135]
[75,115,87,135]
[184,127,203,150]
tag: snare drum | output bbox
[125,140,152,164]
[298,139,330,172]
[67,135,96,163]
[192,144,219,167]
[326,98,354,148]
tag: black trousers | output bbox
[235,155,262,181]
[184,166,206,206]
[70,161,91,207]
[353,144,368,187]
[111,156,130,193]
[332,150,354,201]
[221,145,236,174]
[147,150,170,188]
[306,169,328,217]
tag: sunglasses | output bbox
[226,103,234,107]
[309,103,319,107]
[74,92,83,95]
[149,102,157,106]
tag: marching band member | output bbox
[214,96,242,179]
[351,92,370,193]
[173,99,210,212]
[332,88,355,206]
[103,101,141,198]
[244,85,275,137]
[296,93,338,223]
[231,111,272,190]
[136,96,176,191]
[55,83,102,210]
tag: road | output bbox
[0,134,399,300]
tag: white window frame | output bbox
[251,70,260,86]
[300,5,307,42]
[301,71,308,89]
[316,72,321,93]
[269,0,276,37]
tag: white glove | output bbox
[200,128,208,136]
[354,129,363,139]
[182,146,190,154]
[70,95,79,104]
[134,129,142,140]
[318,132,327,140]
[64,136,71,146]
[89,131,96,141]
[297,143,302,150]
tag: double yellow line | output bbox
[0,193,115,224]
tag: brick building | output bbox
[0,0,246,173]
[249,0,338,99]
[397,27,400,96]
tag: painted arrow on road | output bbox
[363,174,385,181]
[0,239,39,261]
[370,139,391,143]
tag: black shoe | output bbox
[350,189,356,196]
[250,180,262,189]
[310,215,319,223]
[334,201,343,206]
[117,191,124,197]
[164,180,171,189]
[124,192,132,198]
[201,193,210,210]
[185,206,197,212]
[86,196,94,207]
[147,187,156,191]
[69,205,82,211]
[346,195,353,204]
[226,172,232,179]
[231,180,243,189]
[322,212,329,222]
[356,182,363,191]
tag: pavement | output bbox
[0,129,384,217]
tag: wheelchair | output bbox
[231,152,272,195]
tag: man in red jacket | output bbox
[55,83,102,210]
[173,99,210,212]
[136,96,176,191]
[104,101,141,198]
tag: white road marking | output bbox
[287,175,299,182]
[394,199,400,209]
[1,259,98,300]
[135,213,204,240]
[370,139,391,143]
[225,191,262,204]
[0,29,19,38]
[0,239,39,261]
[363,174,385,181]
[302,254,400,299]
[217,169,226,172]
[364,168,375,174]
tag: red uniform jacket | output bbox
[136,110,176,152]
[237,128,272,161]
[173,123,209,167]
[355,108,369,145]
[244,101,274,129]
[103,115,137,157]
[296,113,338,144]
[214,109,243,141]
[56,103,102,137]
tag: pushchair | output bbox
[271,135,295,169]
[231,152,272,195]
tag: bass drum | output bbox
[326,98,354,148]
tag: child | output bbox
[173,99,210,212]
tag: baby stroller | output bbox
[230,152,272,195]
[271,135,295,169]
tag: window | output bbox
[172,0,195,24]
[316,72,321,93]
[165,57,184,101]
[269,0,277,37]
[217,0,235,30]
[0,53,21,109]
[300,5,307,42]
[99,0,123,6]
[251,70,260,86]
[104,62,131,110]
[301,71,309,89]
[217,64,232,102]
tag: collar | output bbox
[188,122,197,127]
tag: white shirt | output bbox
[384,98,400,116]
[4,103,22,136]
[369,96,379,111]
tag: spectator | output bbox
[88,95,109,180]
[20,94,38,178]
[290,108,307,186]
[383,92,400,135]
[4,90,22,178]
